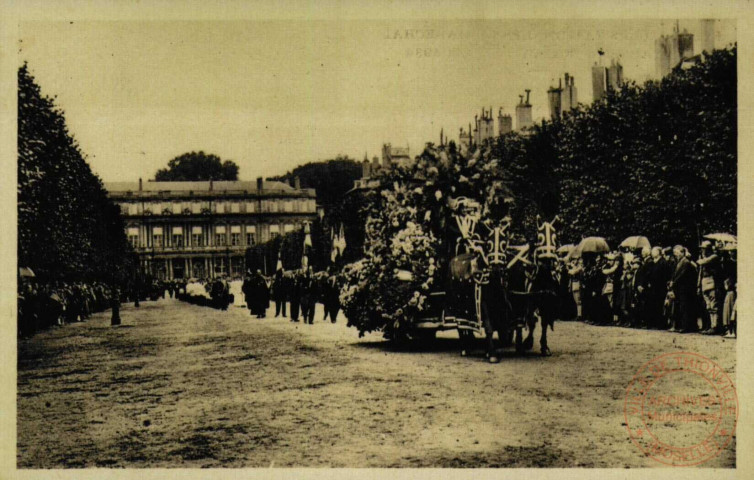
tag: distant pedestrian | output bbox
[272,269,287,318]
[645,247,670,329]
[324,269,341,323]
[289,272,302,322]
[567,258,583,321]
[299,267,316,324]
[251,270,269,318]
[670,245,698,333]
[242,271,254,316]
[697,241,725,334]
[722,278,736,338]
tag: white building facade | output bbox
[106,178,317,280]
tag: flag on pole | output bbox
[330,226,339,263]
[276,249,283,271]
[302,222,312,270]
[338,223,347,254]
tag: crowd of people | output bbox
[17,281,117,336]
[20,238,736,342]
[170,267,344,325]
[563,241,737,337]
[17,275,195,337]
[241,267,342,324]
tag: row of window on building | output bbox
[126,224,297,250]
[119,199,316,216]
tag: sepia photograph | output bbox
[3,1,749,475]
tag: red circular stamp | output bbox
[624,352,737,467]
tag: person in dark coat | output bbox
[211,277,230,310]
[633,248,652,328]
[299,267,316,324]
[251,270,269,318]
[581,254,608,325]
[670,245,699,333]
[272,269,287,317]
[644,247,670,329]
[289,272,301,322]
[323,269,341,323]
[242,271,254,316]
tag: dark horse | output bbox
[521,257,558,356]
[449,253,529,363]
[449,251,558,361]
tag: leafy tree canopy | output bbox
[269,155,362,207]
[18,63,134,284]
[155,151,239,181]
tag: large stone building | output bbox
[106,178,318,280]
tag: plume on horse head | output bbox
[534,215,561,261]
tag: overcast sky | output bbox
[19,19,736,182]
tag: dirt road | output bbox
[17,297,736,468]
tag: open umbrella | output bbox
[19,267,35,278]
[703,233,737,244]
[574,237,610,257]
[619,236,651,250]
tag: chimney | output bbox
[525,89,531,105]
[138,178,143,191]
[294,176,301,190]
[257,177,263,192]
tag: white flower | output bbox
[435,190,442,201]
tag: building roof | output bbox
[105,180,295,193]
[105,179,316,199]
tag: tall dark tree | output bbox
[154,151,239,181]
[554,47,736,249]
[269,155,362,207]
[18,63,134,284]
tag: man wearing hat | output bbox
[670,245,698,333]
[242,270,255,316]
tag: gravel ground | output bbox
[17,297,736,468]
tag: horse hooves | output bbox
[523,338,534,351]
[489,356,500,364]
[541,347,552,357]
[461,350,468,357]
